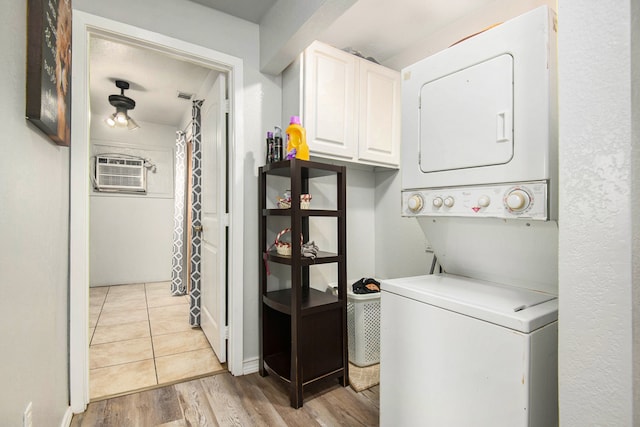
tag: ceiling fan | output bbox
[105,80,140,130]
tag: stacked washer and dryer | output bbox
[380,7,559,427]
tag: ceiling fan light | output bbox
[106,81,140,131]
[115,110,128,125]
[105,114,116,127]
[127,117,140,130]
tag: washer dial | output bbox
[432,197,443,208]
[407,194,424,213]
[505,188,532,212]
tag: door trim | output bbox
[70,10,245,413]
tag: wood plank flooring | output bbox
[71,371,379,426]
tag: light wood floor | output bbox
[71,371,380,426]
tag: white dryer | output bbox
[401,4,558,221]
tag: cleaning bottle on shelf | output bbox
[285,115,309,161]
[273,126,283,162]
[265,131,274,163]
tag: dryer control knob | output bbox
[407,194,424,213]
[432,197,443,208]
[478,195,491,208]
[506,190,531,211]
[444,196,455,208]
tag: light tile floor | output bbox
[89,281,225,400]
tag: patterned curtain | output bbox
[170,131,187,296]
[189,100,204,326]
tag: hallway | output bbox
[89,282,225,400]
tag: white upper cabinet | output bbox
[282,41,400,168]
[357,59,401,166]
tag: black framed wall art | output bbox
[26,0,72,147]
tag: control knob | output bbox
[432,197,443,208]
[407,194,424,213]
[444,196,455,208]
[505,189,531,212]
[478,195,491,208]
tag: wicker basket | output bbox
[274,228,303,256]
[277,199,291,209]
[300,193,312,209]
[276,193,312,209]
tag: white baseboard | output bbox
[243,357,259,374]
[61,406,73,427]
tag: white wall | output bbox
[73,0,282,362]
[384,0,556,70]
[374,170,431,279]
[633,1,640,422]
[0,5,70,427]
[89,120,176,286]
[345,168,376,280]
[558,0,637,424]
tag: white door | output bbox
[200,73,227,362]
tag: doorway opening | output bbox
[86,34,228,400]
[70,11,245,413]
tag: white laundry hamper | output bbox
[347,288,381,367]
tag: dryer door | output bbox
[419,54,513,173]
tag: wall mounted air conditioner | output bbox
[95,155,146,193]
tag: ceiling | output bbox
[89,0,494,128]
[320,0,495,64]
[90,37,213,128]
[188,0,278,24]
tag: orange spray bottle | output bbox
[285,116,309,161]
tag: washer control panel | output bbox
[402,181,548,220]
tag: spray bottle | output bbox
[285,116,309,161]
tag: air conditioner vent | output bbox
[95,155,146,193]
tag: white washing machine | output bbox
[380,274,558,426]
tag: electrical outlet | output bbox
[23,402,32,427]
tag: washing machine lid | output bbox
[381,274,557,333]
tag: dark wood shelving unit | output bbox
[258,159,348,409]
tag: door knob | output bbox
[193,225,203,233]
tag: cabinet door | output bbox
[304,42,357,160]
[358,61,400,166]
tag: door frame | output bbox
[69,10,245,413]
